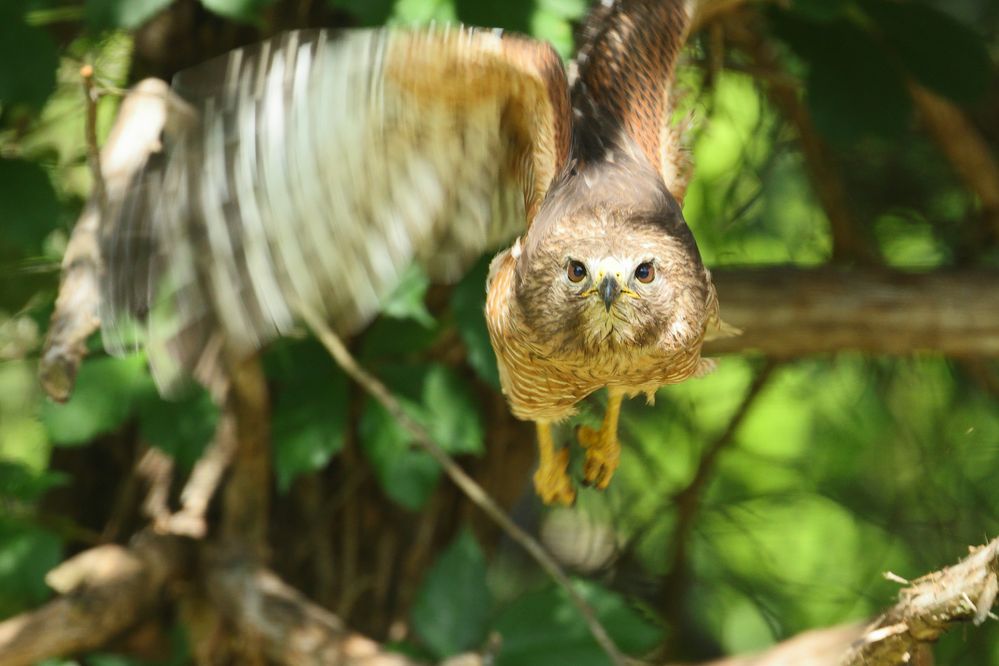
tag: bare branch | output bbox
[0,533,186,666]
[705,267,999,358]
[666,538,999,666]
[206,555,462,666]
[296,301,631,666]
[843,538,999,665]
[659,363,777,636]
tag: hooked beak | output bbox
[598,275,621,312]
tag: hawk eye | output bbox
[567,260,587,283]
[635,262,655,283]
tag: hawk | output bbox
[99,0,726,505]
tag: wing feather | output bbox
[100,26,571,392]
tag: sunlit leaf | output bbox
[201,0,276,22]
[41,354,151,446]
[411,530,490,657]
[390,0,456,25]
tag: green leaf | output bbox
[0,9,57,109]
[137,386,219,470]
[266,339,349,492]
[862,0,991,103]
[390,0,456,25]
[0,518,61,617]
[326,0,396,26]
[41,354,151,446]
[201,0,276,22]
[492,581,663,666]
[84,0,173,29]
[360,363,483,509]
[0,158,61,255]
[423,365,484,455]
[411,530,491,658]
[382,264,435,328]
[360,400,441,510]
[770,12,911,143]
[0,461,67,502]
[451,255,500,389]
[456,0,533,33]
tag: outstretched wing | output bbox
[571,0,693,200]
[100,26,571,392]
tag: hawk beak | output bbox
[598,275,621,312]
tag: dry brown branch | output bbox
[666,538,999,666]
[909,83,999,239]
[0,531,469,666]
[219,351,271,556]
[296,301,630,666]
[705,267,999,358]
[205,554,462,666]
[0,533,187,666]
[38,78,192,402]
[842,538,999,665]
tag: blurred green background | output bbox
[1,0,998,664]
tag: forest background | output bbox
[1,0,998,664]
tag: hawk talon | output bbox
[533,447,576,506]
[577,423,620,490]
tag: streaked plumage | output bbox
[99,0,726,505]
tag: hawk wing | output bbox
[100,27,571,392]
[571,0,694,201]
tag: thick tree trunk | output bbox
[706,267,999,357]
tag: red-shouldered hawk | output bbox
[98,0,727,505]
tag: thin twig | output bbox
[297,302,630,666]
[80,65,107,217]
[659,361,778,638]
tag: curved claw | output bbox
[577,424,620,490]
[533,446,577,506]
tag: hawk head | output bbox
[514,156,711,358]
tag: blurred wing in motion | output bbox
[100,27,571,392]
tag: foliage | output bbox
[0,0,997,664]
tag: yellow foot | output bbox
[533,446,576,506]
[577,424,620,490]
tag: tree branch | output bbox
[0,533,187,666]
[705,267,999,357]
[659,363,777,644]
[668,536,999,666]
[296,301,630,666]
